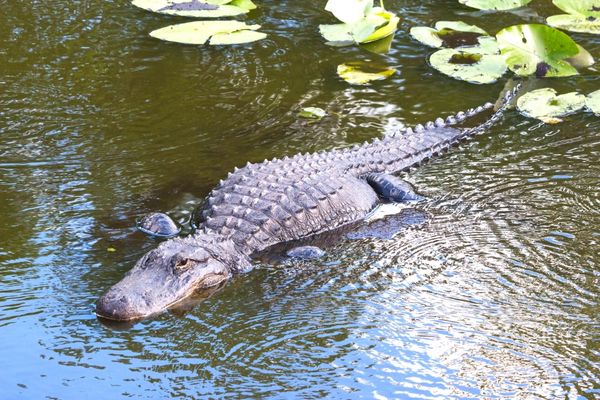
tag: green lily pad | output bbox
[429,41,507,84]
[209,30,266,45]
[131,0,249,18]
[547,14,600,34]
[319,7,398,46]
[552,0,600,17]
[547,0,600,34]
[361,9,399,43]
[516,88,585,123]
[458,0,533,11]
[361,32,395,54]
[325,0,373,25]
[298,107,327,119]
[337,62,396,85]
[410,21,488,48]
[496,24,591,77]
[229,0,256,10]
[149,21,265,45]
[585,89,600,114]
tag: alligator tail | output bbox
[459,82,522,139]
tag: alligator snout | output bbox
[96,288,151,321]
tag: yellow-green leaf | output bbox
[337,62,396,85]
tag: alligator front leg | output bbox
[364,173,424,202]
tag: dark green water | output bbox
[1,0,599,398]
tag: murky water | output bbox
[1,0,599,398]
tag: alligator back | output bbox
[196,91,517,256]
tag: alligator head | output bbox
[96,233,251,321]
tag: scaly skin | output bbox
[96,89,517,321]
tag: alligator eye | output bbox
[174,258,193,271]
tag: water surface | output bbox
[0,0,599,398]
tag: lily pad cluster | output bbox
[457,0,600,35]
[547,0,600,34]
[132,0,266,45]
[411,20,595,83]
[319,0,399,46]
[411,21,507,84]
[516,88,600,123]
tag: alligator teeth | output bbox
[475,105,484,113]
[405,127,413,134]
[425,121,435,129]
[435,117,445,127]
[415,124,424,132]
[455,111,466,121]
[484,102,493,109]
[446,116,457,124]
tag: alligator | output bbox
[96,87,518,321]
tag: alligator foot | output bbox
[136,212,181,238]
[365,173,424,202]
[286,246,326,260]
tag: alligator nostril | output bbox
[96,292,138,321]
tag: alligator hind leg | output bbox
[365,173,424,202]
[286,246,326,260]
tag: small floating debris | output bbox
[298,107,327,120]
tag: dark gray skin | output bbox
[96,88,518,321]
[137,212,181,238]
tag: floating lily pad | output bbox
[337,62,396,85]
[319,7,398,46]
[209,29,266,45]
[132,0,249,18]
[516,88,585,123]
[585,89,600,114]
[298,107,327,119]
[429,40,507,84]
[552,0,600,17]
[410,21,488,48]
[496,24,591,77]
[458,0,533,11]
[361,9,399,43]
[325,0,373,25]
[547,0,600,34]
[547,14,600,34]
[149,21,265,45]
